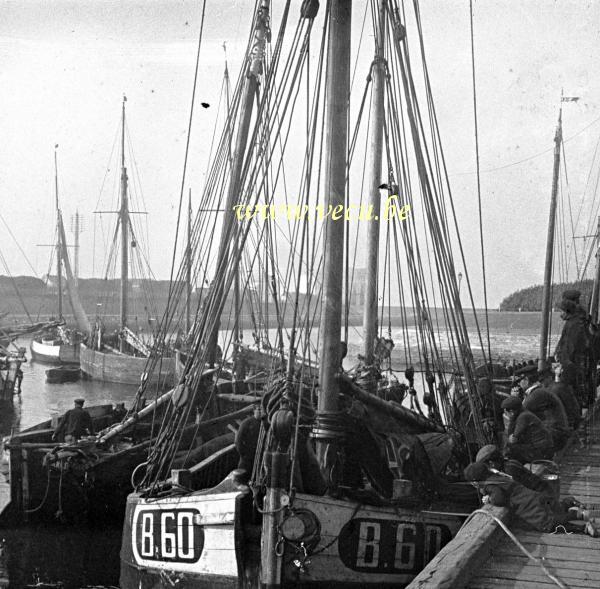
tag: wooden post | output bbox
[539,111,562,371]
[362,0,387,376]
[315,0,352,473]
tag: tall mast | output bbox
[590,216,600,324]
[539,110,562,370]
[362,0,386,382]
[314,0,352,468]
[207,1,269,364]
[54,145,63,321]
[120,96,130,337]
[73,210,80,283]
[186,189,192,334]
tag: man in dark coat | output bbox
[501,396,553,463]
[523,387,570,451]
[52,398,94,443]
[548,363,581,429]
[555,290,593,410]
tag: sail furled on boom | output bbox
[57,210,91,334]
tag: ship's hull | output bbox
[30,337,80,365]
[119,485,467,588]
[80,342,175,387]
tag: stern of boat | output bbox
[120,481,258,589]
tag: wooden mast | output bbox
[186,189,192,334]
[314,0,351,468]
[120,96,130,345]
[362,0,386,380]
[54,145,63,321]
[590,216,600,324]
[207,0,269,364]
[539,109,562,371]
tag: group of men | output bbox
[464,288,599,535]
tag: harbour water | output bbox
[0,314,557,587]
[0,337,137,589]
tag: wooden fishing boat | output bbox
[79,340,175,387]
[31,146,89,366]
[79,98,175,388]
[118,1,496,587]
[31,331,81,365]
[45,365,81,384]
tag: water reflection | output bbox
[0,339,131,588]
[0,525,120,588]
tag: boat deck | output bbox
[408,413,600,589]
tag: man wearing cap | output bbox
[501,396,553,463]
[52,398,94,443]
[555,290,593,411]
[475,444,550,493]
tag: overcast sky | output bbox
[1,0,599,308]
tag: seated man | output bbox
[523,387,571,451]
[475,444,550,494]
[464,461,599,536]
[501,396,553,463]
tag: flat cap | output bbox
[562,289,581,302]
[501,396,522,411]
[74,398,85,405]
[464,461,491,482]
[476,444,501,463]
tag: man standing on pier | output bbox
[52,398,94,443]
[555,290,593,413]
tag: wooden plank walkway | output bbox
[466,420,600,589]
[409,414,600,589]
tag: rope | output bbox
[462,509,568,589]
[23,467,52,514]
[469,0,492,367]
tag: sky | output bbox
[1,0,600,308]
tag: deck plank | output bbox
[465,415,600,589]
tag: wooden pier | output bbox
[409,415,600,589]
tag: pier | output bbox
[408,413,600,589]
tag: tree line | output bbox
[499,279,594,312]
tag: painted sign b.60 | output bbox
[134,508,204,563]
[338,518,452,574]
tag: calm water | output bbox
[0,337,139,589]
[0,315,553,587]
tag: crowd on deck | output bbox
[465,288,600,536]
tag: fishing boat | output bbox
[79,98,176,387]
[118,1,499,587]
[45,365,81,384]
[31,146,89,366]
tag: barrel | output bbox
[529,460,560,500]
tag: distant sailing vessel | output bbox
[79,98,175,387]
[31,146,89,366]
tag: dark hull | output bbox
[2,402,254,526]
[45,366,81,384]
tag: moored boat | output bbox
[45,365,81,384]
[118,1,496,587]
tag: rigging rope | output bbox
[469,0,492,368]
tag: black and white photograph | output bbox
[0,1,599,587]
